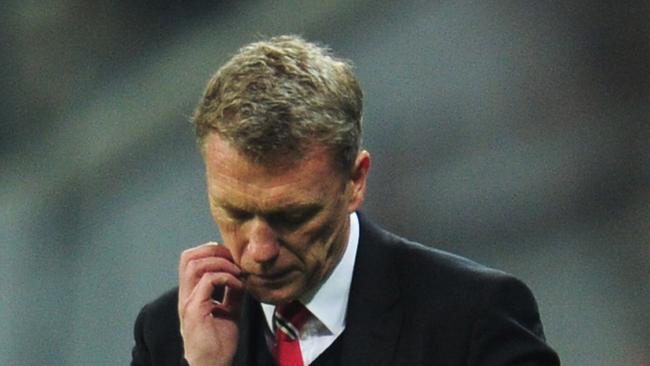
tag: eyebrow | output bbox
[217,200,322,216]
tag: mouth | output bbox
[244,269,294,285]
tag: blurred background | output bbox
[1,1,648,365]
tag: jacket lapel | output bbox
[340,214,403,366]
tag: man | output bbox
[131,35,560,366]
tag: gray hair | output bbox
[192,35,363,174]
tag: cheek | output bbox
[276,229,322,269]
[215,220,245,263]
[300,215,342,260]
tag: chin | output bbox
[248,284,302,305]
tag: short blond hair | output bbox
[192,35,363,174]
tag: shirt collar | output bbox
[261,212,360,335]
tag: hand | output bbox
[178,242,244,366]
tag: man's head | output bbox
[193,36,369,304]
[192,35,363,175]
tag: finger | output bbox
[180,256,242,300]
[185,256,241,278]
[183,273,244,323]
[182,272,244,316]
[179,242,234,272]
[178,243,237,299]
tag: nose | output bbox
[245,217,280,264]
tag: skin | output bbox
[178,132,370,366]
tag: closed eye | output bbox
[221,206,253,222]
[267,205,321,228]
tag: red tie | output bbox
[272,301,311,366]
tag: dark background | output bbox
[1,1,648,365]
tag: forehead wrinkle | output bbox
[210,164,316,191]
[209,171,321,214]
[204,131,335,177]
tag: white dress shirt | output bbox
[261,212,360,365]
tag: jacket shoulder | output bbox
[138,288,180,336]
[380,222,535,308]
[359,214,508,288]
[132,288,185,366]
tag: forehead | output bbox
[203,133,342,208]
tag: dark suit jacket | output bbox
[131,214,560,365]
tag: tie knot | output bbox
[273,301,310,340]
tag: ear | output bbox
[347,150,371,212]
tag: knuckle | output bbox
[179,250,194,267]
[186,258,198,271]
[180,247,195,259]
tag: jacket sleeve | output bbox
[131,304,152,366]
[466,275,560,366]
[130,289,189,366]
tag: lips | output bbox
[245,269,293,282]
